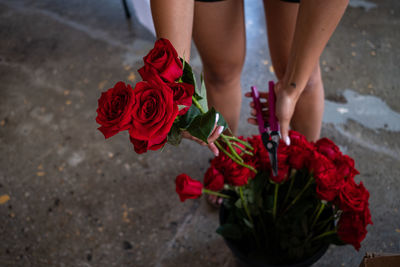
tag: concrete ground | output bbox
[0,0,399,266]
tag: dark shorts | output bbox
[195,0,300,2]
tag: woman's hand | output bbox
[245,81,300,146]
[181,113,224,156]
[273,81,300,146]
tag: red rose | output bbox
[270,146,290,184]
[138,38,183,83]
[289,130,312,148]
[288,145,313,170]
[129,134,167,154]
[212,154,251,187]
[315,170,344,201]
[308,151,344,201]
[225,162,252,186]
[246,135,270,172]
[307,151,336,176]
[335,155,360,180]
[204,166,225,191]
[96,81,134,139]
[288,131,315,170]
[315,138,342,161]
[337,209,372,250]
[339,180,369,212]
[129,80,178,140]
[175,174,203,202]
[168,82,194,115]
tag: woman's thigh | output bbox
[263,0,299,79]
[193,0,246,83]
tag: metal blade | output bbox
[267,142,278,177]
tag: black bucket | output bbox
[219,204,330,267]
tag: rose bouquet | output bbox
[175,131,372,265]
[96,38,254,168]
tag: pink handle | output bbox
[251,86,267,134]
[268,81,279,132]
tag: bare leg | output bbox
[193,0,246,135]
[150,0,194,59]
[193,0,245,207]
[264,0,324,141]
[291,65,324,141]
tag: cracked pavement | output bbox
[0,0,399,266]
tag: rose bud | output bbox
[175,174,203,202]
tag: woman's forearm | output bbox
[283,0,349,97]
[150,0,194,59]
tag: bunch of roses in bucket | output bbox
[96,38,253,164]
[175,130,372,263]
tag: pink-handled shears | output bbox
[251,81,281,176]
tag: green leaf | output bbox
[243,188,254,204]
[235,198,242,209]
[194,75,208,112]
[181,59,197,89]
[216,224,243,239]
[243,218,254,229]
[177,105,202,129]
[186,107,217,143]
[216,112,228,129]
[251,172,267,201]
[178,105,188,111]
[167,123,182,146]
[264,195,274,211]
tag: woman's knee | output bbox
[304,64,323,91]
[203,59,244,88]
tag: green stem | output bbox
[315,215,336,232]
[221,135,243,163]
[239,187,261,248]
[239,187,253,223]
[272,183,279,221]
[310,201,322,221]
[311,230,337,242]
[202,189,231,199]
[282,176,314,214]
[215,141,257,174]
[232,142,254,156]
[311,202,326,229]
[191,96,205,114]
[283,169,297,206]
[222,134,254,150]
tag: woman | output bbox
[150,0,349,205]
